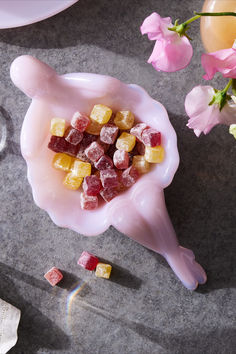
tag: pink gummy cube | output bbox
[71,112,90,132]
[76,133,97,161]
[44,267,63,286]
[80,192,98,210]
[100,187,118,202]
[48,136,78,156]
[113,150,129,169]
[77,251,99,270]
[130,123,148,141]
[94,155,113,170]
[141,128,161,147]
[85,141,104,162]
[82,175,102,196]
[100,169,119,188]
[121,166,139,188]
[100,124,119,144]
[65,127,83,145]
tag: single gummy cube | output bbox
[114,110,134,130]
[94,155,113,170]
[82,175,102,196]
[121,166,139,188]
[48,136,79,156]
[95,263,112,279]
[52,153,72,172]
[50,118,66,137]
[77,251,99,270]
[80,192,98,210]
[71,112,90,132]
[113,150,129,169]
[76,133,97,162]
[85,141,104,162]
[90,104,112,125]
[100,124,119,144]
[63,172,83,190]
[141,128,161,147]
[130,123,148,141]
[44,267,63,286]
[100,187,118,202]
[116,132,136,152]
[64,127,83,145]
[100,169,119,188]
[85,118,103,135]
[71,159,91,177]
[145,146,165,163]
[132,155,150,174]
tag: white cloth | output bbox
[0,299,20,354]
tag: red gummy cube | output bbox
[113,150,129,169]
[76,133,97,161]
[48,136,78,156]
[44,267,63,286]
[100,188,118,202]
[121,166,139,188]
[137,141,145,155]
[141,128,161,147]
[100,124,119,144]
[65,127,83,145]
[77,251,99,270]
[80,192,98,210]
[71,112,90,132]
[97,137,110,152]
[94,155,113,170]
[85,141,104,162]
[100,169,119,188]
[82,175,102,196]
[130,123,148,141]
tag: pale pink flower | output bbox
[140,12,193,72]
[185,85,236,137]
[202,47,236,80]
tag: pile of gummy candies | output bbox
[48,104,165,210]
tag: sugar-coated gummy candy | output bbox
[132,155,150,174]
[71,112,90,132]
[52,153,72,172]
[71,159,91,177]
[145,146,165,163]
[94,155,113,170]
[130,123,148,141]
[76,133,97,162]
[141,128,161,147]
[96,137,110,153]
[50,118,66,137]
[85,141,104,162]
[90,104,112,125]
[113,150,129,169]
[121,166,139,187]
[85,118,103,135]
[63,172,83,190]
[64,127,83,145]
[114,111,134,130]
[77,251,99,270]
[116,132,136,152]
[48,136,78,156]
[95,263,112,279]
[100,124,119,144]
[44,267,63,286]
[80,192,98,210]
[100,169,119,188]
[82,175,102,196]
[100,187,118,202]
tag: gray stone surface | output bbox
[0,0,235,353]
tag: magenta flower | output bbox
[202,47,236,80]
[185,85,236,137]
[140,12,193,72]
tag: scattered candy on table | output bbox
[77,251,99,270]
[44,267,63,286]
[95,263,112,279]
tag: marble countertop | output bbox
[0,0,235,353]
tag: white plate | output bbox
[0,0,78,29]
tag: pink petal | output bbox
[140,12,173,40]
[202,48,236,80]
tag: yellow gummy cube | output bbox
[90,104,112,124]
[71,159,91,177]
[132,155,150,174]
[50,118,65,137]
[229,124,236,139]
[95,263,112,279]
[114,110,134,130]
[145,146,165,163]
[116,132,136,152]
[63,172,83,190]
[85,118,103,135]
[52,153,72,172]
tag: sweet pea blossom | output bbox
[140,12,193,72]
[185,85,236,137]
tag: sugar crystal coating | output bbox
[94,155,113,170]
[100,169,119,188]
[63,172,83,190]
[71,112,90,132]
[141,128,161,147]
[132,155,150,174]
[48,136,78,156]
[100,188,118,202]
[65,127,83,145]
[44,267,63,286]
[114,111,134,130]
[113,150,129,169]
[100,124,119,144]
[90,104,112,124]
[50,118,66,137]
[52,153,72,172]
[145,146,165,163]
[130,123,148,141]
[77,251,99,270]
[71,160,91,177]
[82,175,102,196]
[95,263,112,279]
[121,166,139,187]
[85,141,104,162]
[116,132,136,152]
[80,192,98,210]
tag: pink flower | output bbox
[185,85,236,137]
[202,47,236,80]
[140,12,193,72]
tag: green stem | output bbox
[184,15,201,25]
[195,11,236,17]
[222,79,233,94]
